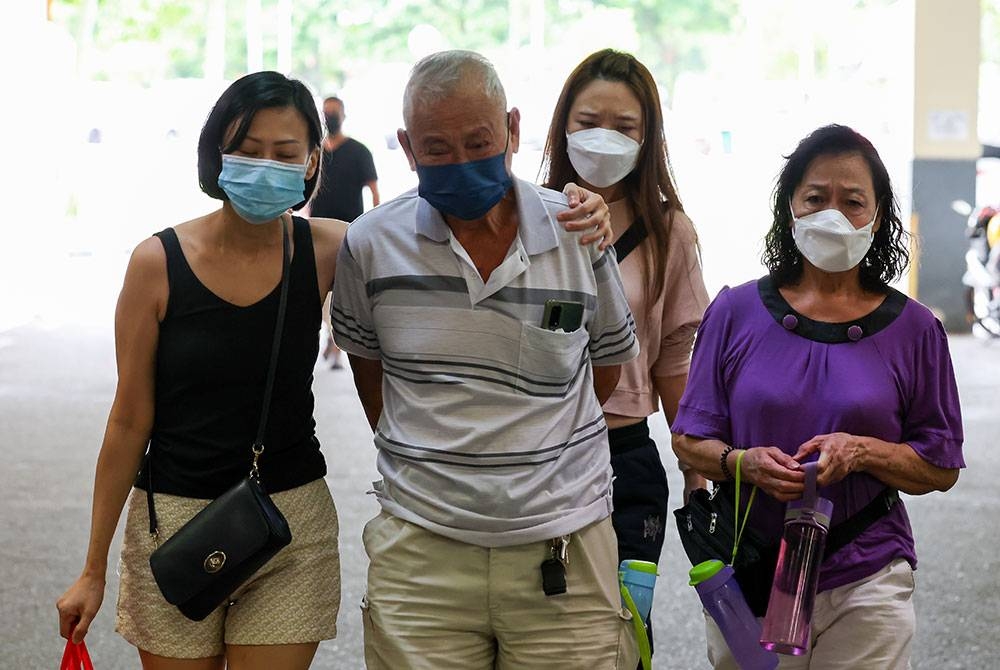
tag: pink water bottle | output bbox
[760,461,833,655]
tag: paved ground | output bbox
[2,293,999,668]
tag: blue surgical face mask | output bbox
[218,154,308,225]
[412,126,513,221]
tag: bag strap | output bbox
[147,216,292,539]
[612,217,648,263]
[250,216,293,479]
[730,449,757,564]
[713,455,897,567]
[824,487,900,558]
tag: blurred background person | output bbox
[541,48,710,665]
[672,124,964,669]
[313,95,380,221]
[309,96,380,370]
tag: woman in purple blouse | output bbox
[672,124,964,669]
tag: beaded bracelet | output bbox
[719,444,739,481]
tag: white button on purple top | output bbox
[847,324,863,341]
[782,314,798,330]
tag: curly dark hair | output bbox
[763,124,910,292]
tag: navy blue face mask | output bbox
[412,127,513,221]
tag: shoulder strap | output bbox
[153,227,180,253]
[290,215,317,280]
[612,217,649,263]
[152,228,183,291]
[824,488,900,557]
[147,217,292,538]
[252,217,292,459]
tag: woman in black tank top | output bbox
[56,72,349,669]
[56,70,618,668]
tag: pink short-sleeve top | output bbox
[603,210,710,418]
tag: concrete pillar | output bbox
[911,0,980,330]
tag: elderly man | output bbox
[332,50,640,669]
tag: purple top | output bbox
[673,277,965,591]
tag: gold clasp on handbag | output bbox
[204,550,227,573]
[250,443,265,480]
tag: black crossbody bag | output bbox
[146,219,294,622]
[674,481,900,616]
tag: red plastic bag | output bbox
[60,639,94,670]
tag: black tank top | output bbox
[136,216,325,498]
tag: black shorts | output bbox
[608,418,669,564]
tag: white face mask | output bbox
[566,127,640,188]
[791,204,877,273]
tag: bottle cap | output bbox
[689,559,726,586]
[621,559,659,575]
[786,461,834,528]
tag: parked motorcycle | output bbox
[955,199,1000,338]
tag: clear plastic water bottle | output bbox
[690,560,778,670]
[760,461,833,655]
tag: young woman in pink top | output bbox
[542,49,710,660]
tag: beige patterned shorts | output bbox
[116,478,340,659]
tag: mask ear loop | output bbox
[730,449,758,565]
[502,111,511,153]
[869,204,880,231]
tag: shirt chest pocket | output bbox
[376,306,589,397]
[517,323,590,396]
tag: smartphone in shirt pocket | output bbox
[542,299,584,333]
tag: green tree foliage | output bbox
[291,0,741,98]
[52,0,209,81]
[50,0,738,94]
[598,0,739,93]
[293,0,511,88]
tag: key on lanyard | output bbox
[540,536,570,596]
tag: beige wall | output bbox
[913,0,980,159]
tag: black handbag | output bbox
[146,218,294,622]
[673,482,777,617]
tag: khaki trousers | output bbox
[706,558,916,670]
[361,512,638,669]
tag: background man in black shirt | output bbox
[311,96,380,221]
[312,96,380,369]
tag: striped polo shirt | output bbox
[332,176,639,547]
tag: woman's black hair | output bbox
[763,124,910,291]
[198,71,323,210]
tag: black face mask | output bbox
[325,114,342,135]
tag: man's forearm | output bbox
[592,365,621,405]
